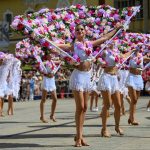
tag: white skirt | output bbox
[42,76,56,92]
[69,69,92,92]
[126,73,144,91]
[5,83,13,96]
[91,81,101,94]
[97,73,120,94]
[0,84,7,97]
[118,70,129,97]
[145,81,150,91]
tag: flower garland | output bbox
[11,4,143,65]
[130,52,143,67]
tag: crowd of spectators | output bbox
[18,68,73,101]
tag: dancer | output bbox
[126,48,150,125]
[97,43,126,137]
[145,77,150,111]
[40,53,59,123]
[118,64,131,115]
[57,23,123,146]
[90,64,101,112]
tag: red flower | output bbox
[77,57,80,62]
[28,20,32,23]
[127,11,132,16]
[115,56,119,63]
[43,41,49,47]
[76,4,82,9]
[75,19,81,24]
[51,64,54,70]
[137,60,141,65]
[52,15,56,20]
[85,49,91,56]
[64,56,71,62]
[17,23,24,30]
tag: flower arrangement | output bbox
[11,4,141,65]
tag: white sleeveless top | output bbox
[129,53,143,69]
[103,49,120,67]
[74,40,93,62]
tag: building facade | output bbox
[0,0,149,52]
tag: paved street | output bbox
[0,97,150,150]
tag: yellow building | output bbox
[0,0,149,52]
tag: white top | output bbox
[103,50,119,67]
[74,40,93,62]
[129,54,143,68]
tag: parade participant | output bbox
[126,48,150,125]
[0,52,6,116]
[145,77,150,112]
[118,64,131,115]
[6,57,22,115]
[40,53,59,123]
[90,64,101,112]
[97,43,125,137]
[57,23,122,147]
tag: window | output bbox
[3,10,13,36]
[148,0,150,18]
[25,8,34,14]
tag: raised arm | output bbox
[56,43,73,51]
[143,56,150,63]
[91,25,122,47]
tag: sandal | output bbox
[50,115,56,122]
[40,117,48,123]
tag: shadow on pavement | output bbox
[0,143,72,148]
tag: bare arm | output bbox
[120,50,134,59]
[91,23,123,47]
[143,56,150,62]
[91,28,120,47]
[56,43,73,51]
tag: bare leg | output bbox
[40,89,48,123]
[147,100,150,108]
[73,90,85,147]
[101,91,111,137]
[95,94,98,107]
[126,95,131,104]
[50,90,57,122]
[112,91,123,135]
[81,91,89,146]
[90,91,94,111]
[120,93,125,115]
[7,95,14,115]
[128,86,140,125]
[0,98,4,117]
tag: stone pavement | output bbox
[0,97,150,150]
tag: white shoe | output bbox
[147,108,150,112]
[92,107,99,112]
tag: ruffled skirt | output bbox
[0,84,7,97]
[42,76,56,92]
[126,73,143,91]
[97,73,120,94]
[118,70,129,97]
[69,69,92,92]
